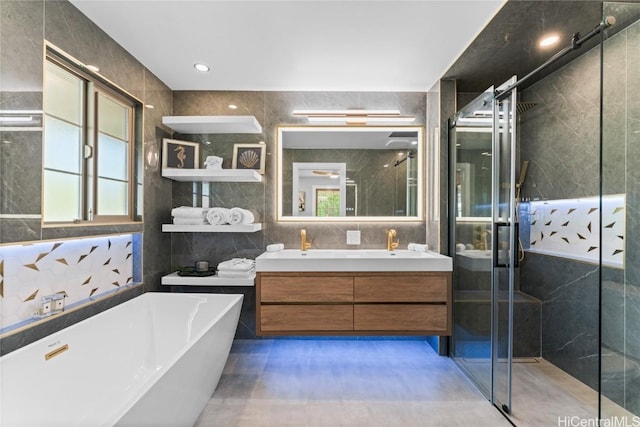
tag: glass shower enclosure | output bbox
[450,2,640,424]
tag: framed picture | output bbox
[162,138,199,169]
[232,143,265,174]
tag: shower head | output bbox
[516,102,537,113]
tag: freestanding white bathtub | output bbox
[0,292,243,427]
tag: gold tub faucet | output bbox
[386,229,399,251]
[301,229,312,251]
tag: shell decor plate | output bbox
[239,150,259,168]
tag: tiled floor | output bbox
[195,339,511,427]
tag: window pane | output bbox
[97,178,128,215]
[98,133,128,180]
[98,93,129,140]
[44,116,82,173]
[43,170,81,221]
[44,61,83,125]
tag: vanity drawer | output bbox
[260,305,353,331]
[354,304,448,332]
[261,276,353,303]
[354,274,448,303]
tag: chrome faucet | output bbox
[300,229,312,251]
[386,229,399,251]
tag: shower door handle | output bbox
[493,222,510,268]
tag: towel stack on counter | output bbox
[217,258,255,278]
[206,207,258,225]
[171,207,209,225]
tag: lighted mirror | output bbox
[277,126,424,222]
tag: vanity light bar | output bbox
[292,109,415,124]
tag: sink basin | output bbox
[256,249,452,272]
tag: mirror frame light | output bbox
[276,125,425,222]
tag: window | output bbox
[43,51,140,223]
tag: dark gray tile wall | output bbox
[0,0,171,351]
[520,253,599,389]
[518,45,602,391]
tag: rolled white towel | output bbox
[266,243,284,252]
[173,217,207,225]
[229,207,256,225]
[408,243,429,252]
[171,206,207,218]
[217,258,255,272]
[206,207,231,225]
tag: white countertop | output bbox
[256,249,452,272]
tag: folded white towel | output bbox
[171,206,208,218]
[408,243,429,252]
[217,258,255,272]
[266,243,284,252]
[206,207,231,225]
[217,269,255,278]
[173,217,207,225]
[229,207,256,225]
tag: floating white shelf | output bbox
[162,168,263,182]
[162,115,262,134]
[162,223,262,233]
[161,271,255,287]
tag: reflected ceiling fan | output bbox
[312,170,340,178]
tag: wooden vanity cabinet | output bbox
[256,271,451,336]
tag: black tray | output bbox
[176,266,216,277]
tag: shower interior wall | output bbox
[516,9,640,415]
[518,44,602,391]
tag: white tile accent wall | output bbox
[0,234,135,332]
[528,194,625,267]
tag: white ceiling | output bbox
[70,0,505,92]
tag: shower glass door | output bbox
[492,77,517,415]
[450,88,495,398]
[451,78,518,412]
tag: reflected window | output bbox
[43,54,138,223]
[316,189,340,216]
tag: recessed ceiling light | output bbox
[228,104,238,109]
[86,64,100,73]
[194,63,210,72]
[539,34,560,48]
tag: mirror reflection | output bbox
[277,126,423,221]
[451,93,493,219]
